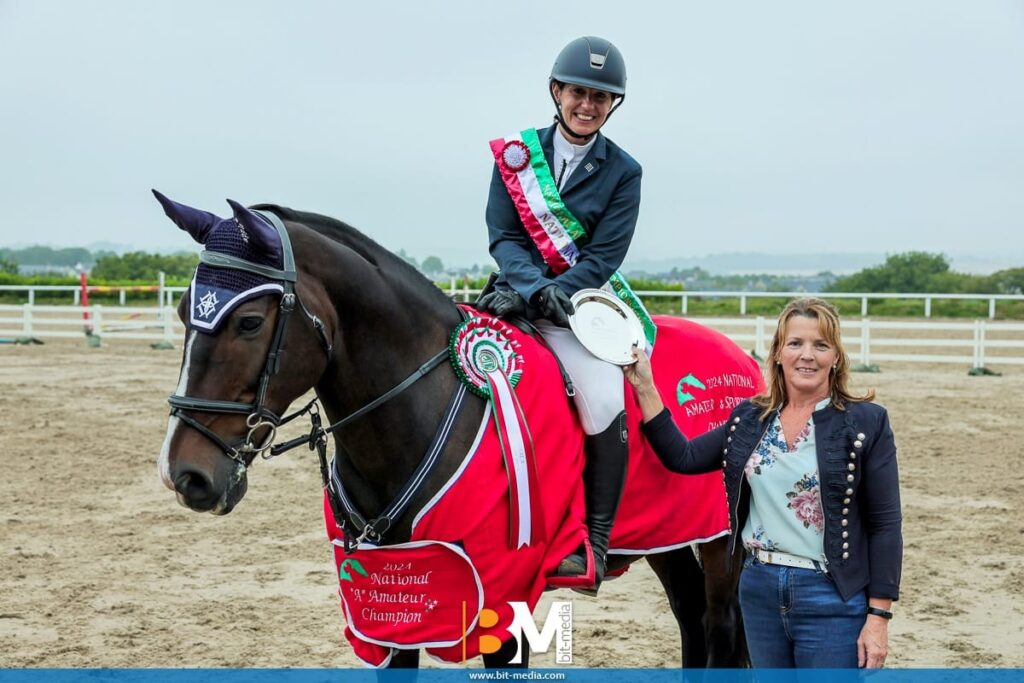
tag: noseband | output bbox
[167,210,331,466]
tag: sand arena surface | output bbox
[1,337,1022,668]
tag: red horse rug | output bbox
[325,313,763,666]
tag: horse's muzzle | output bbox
[173,462,248,515]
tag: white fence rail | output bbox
[0,304,183,343]
[4,282,1024,319]
[3,304,1023,369]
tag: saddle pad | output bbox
[611,315,765,554]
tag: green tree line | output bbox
[825,252,1023,295]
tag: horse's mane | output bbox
[251,203,456,310]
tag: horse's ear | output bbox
[152,189,221,244]
[226,199,283,265]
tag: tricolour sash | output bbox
[489,128,656,347]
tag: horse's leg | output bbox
[647,548,708,668]
[481,635,530,669]
[388,648,420,668]
[698,536,748,667]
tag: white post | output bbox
[93,305,103,337]
[462,280,469,303]
[979,319,987,368]
[972,319,981,368]
[740,295,747,316]
[163,305,174,344]
[861,318,871,366]
[159,272,166,308]
[449,275,456,298]
[681,293,688,316]
[924,297,931,318]
[861,297,868,317]
[119,289,126,306]
[989,298,996,320]
[755,316,766,358]
[22,303,32,335]
[29,288,36,306]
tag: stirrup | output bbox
[546,538,596,590]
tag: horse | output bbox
[154,190,752,668]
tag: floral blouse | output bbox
[740,398,830,564]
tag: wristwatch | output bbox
[866,606,893,620]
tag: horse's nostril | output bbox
[174,469,218,511]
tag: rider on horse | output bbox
[478,36,641,594]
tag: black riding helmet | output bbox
[549,36,627,141]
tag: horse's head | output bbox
[154,190,331,514]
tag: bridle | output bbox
[166,209,332,466]
[165,210,458,548]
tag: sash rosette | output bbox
[449,317,544,548]
[490,127,657,347]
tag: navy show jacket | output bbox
[641,399,903,602]
[485,124,642,306]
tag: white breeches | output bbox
[535,320,624,435]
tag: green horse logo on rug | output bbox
[676,373,707,406]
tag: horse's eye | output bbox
[239,316,263,333]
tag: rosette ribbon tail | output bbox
[484,365,545,549]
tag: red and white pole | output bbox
[80,271,93,335]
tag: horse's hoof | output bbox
[571,585,599,598]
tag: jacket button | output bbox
[842,531,849,539]
[722,460,727,468]
[846,488,853,496]
[847,474,855,482]
[841,519,849,527]
[848,463,856,472]
[730,425,737,432]
[843,542,849,550]
[733,417,741,424]
[842,508,849,515]
[857,432,866,440]
[843,498,851,505]
[727,436,733,443]
[723,448,728,455]
[854,440,863,449]
[849,451,856,459]
[843,552,849,559]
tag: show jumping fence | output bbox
[3,302,1023,369]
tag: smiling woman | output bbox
[477,36,644,595]
[624,297,903,669]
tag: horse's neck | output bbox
[308,234,480,537]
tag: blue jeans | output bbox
[739,555,868,668]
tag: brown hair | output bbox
[751,297,874,419]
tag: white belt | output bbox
[751,548,828,573]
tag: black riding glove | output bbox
[535,284,575,328]
[476,289,526,317]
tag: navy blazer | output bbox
[641,399,903,602]
[486,124,643,306]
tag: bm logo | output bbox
[466,601,572,664]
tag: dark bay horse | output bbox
[155,191,747,668]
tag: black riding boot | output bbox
[555,411,628,596]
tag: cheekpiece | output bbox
[500,140,531,173]
[448,317,524,399]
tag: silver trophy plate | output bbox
[568,289,644,365]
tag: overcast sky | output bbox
[1,1,1022,272]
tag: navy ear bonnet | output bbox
[153,190,284,333]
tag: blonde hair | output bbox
[751,297,874,419]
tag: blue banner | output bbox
[0,670,1021,683]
